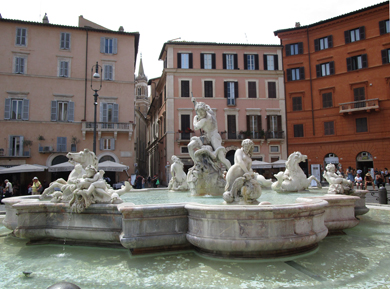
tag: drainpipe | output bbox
[280,39,288,157]
[307,27,315,136]
[84,29,89,120]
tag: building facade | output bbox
[0,15,139,192]
[147,41,287,184]
[274,1,390,176]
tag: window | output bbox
[345,27,365,44]
[100,37,117,54]
[224,82,238,105]
[244,54,258,70]
[201,53,215,69]
[104,64,114,80]
[100,138,115,150]
[267,115,282,138]
[253,146,260,153]
[180,114,191,140]
[9,136,24,156]
[381,48,390,64]
[286,42,303,56]
[100,103,119,124]
[181,80,190,97]
[263,55,278,70]
[57,137,67,152]
[4,98,29,120]
[356,118,367,133]
[248,82,256,98]
[316,61,335,77]
[177,53,193,69]
[59,61,69,77]
[51,101,74,122]
[60,32,70,50]
[181,146,189,154]
[16,28,27,46]
[346,54,367,71]
[223,54,238,69]
[204,81,213,98]
[270,145,279,153]
[227,115,237,139]
[294,124,304,137]
[292,96,302,111]
[324,121,334,135]
[246,115,262,139]
[14,56,26,74]
[354,87,366,108]
[287,67,304,81]
[314,36,333,51]
[379,20,390,35]
[322,92,333,108]
[268,82,276,98]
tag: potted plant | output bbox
[38,135,45,141]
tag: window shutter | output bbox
[200,53,204,69]
[212,53,216,69]
[223,54,226,69]
[100,139,103,150]
[257,115,262,132]
[8,138,12,156]
[344,31,350,44]
[64,62,69,77]
[263,55,268,70]
[101,103,108,122]
[177,53,181,68]
[104,65,109,79]
[68,101,74,122]
[234,82,238,98]
[359,27,365,40]
[382,49,389,64]
[224,82,228,98]
[4,99,11,120]
[274,55,278,70]
[113,104,119,122]
[286,68,292,81]
[113,38,118,54]
[328,35,333,48]
[277,116,282,132]
[60,33,65,49]
[316,64,321,77]
[314,39,319,51]
[22,99,29,120]
[246,115,250,131]
[100,37,105,53]
[66,33,70,49]
[346,57,352,71]
[329,61,335,75]
[299,67,305,80]
[110,138,115,150]
[285,44,291,56]
[189,53,193,69]
[234,54,238,69]
[268,82,276,98]
[244,55,248,70]
[298,42,303,54]
[379,20,386,35]
[361,54,368,68]
[267,117,270,131]
[19,136,24,156]
[255,54,259,70]
[51,100,57,121]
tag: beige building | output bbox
[0,15,139,192]
[147,41,287,185]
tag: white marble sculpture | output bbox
[323,163,354,194]
[40,149,132,213]
[186,97,230,196]
[223,139,261,204]
[271,151,322,192]
[168,155,189,191]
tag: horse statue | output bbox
[271,151,322,192]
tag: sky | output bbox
[1,0,386,79]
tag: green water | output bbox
[1,207,390,288]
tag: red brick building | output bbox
[274,1,390,176]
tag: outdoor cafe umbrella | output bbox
[0,164,48,174]
[272,160,287,168]
[251,160,272,169]
[48,161,75,172]
[98,161,129,172]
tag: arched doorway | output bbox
[226,150,236,166]
[356,151,373,176]
[51,155,71,182]
[99,155,116,185]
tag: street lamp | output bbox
[90,61,102,154]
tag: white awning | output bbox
[251,160,272,169]
[272,160,287,168]
[0,164,48,174]
[48,162,75,172]
[98,161,129,172]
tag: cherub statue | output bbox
[323,163,353,194]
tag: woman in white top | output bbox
[355,174,363,190]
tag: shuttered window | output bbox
[294,124,304,137]
[227,115,236,139]
[204,81,213,98]
[248,82,256,98]
[181,80,190,97]
[344,27,365,44]
[60,32,71,50]
[268,82,276,98]
[100,37,118,54]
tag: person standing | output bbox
[3,179,13,198]
[31,177,42,195]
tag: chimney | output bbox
[295,22,301,27]
[118,26,124,32]
[42,13,49,24]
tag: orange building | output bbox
[274,1,390,176]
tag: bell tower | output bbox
[135,54,149,117]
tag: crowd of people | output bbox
[1,177,49,203]
[339,166,389,190]
[130,174,160,189]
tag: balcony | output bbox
[38,145,70,154]
[82,121,134,140]
[0,148,30,158]
[176,132,196,143]
[339,98,380,114]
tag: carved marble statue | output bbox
[323,163,354,194]
[168,155,189,191]
[271,151,322,192]
[186,97,230,196]
[223,139,261,204]
[40,149,132,213]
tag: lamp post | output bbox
[90,61,102,154]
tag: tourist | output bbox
[147,176,151,188]
[3,179,13,198]
[375,172,384,188]
[142,176,145,188]
[364,173,374,190]
[31,177,42,195]
[152,174,158,188]
[355,173,363,190]
[27,183,33,195]
[346,166,354,183]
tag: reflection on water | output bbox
[1,208,390,288]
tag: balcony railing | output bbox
[266,131,285,139]
[339,98,380,114]
[38,145,69,154]
[82,121,134,140]
[0,149,30,158]
[220,131,284,140]
[176,132,196,142]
